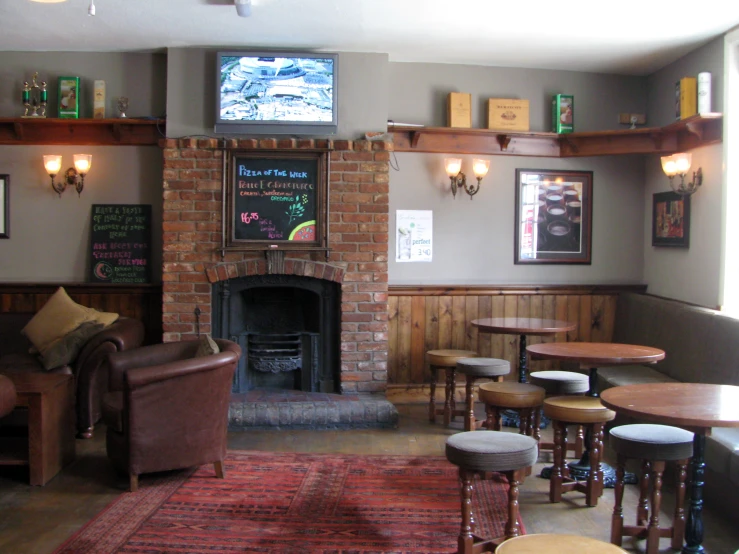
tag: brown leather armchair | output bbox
[0,374,16,419]
[102,339,241,491]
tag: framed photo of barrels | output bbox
[514,169,593,264]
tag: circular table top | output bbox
[526,342,665,366]
[600,383,739,430]
[471,317,576,336]
[494,533,627,553]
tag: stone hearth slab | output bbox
[228,390,399,430]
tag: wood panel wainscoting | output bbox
[387,284,646,403]
[0,283,163,346]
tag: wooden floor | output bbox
[1,403,738,554]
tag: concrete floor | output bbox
[0,403,737,554]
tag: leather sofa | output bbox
[0,312,144,438]
[102,338,241,491]
[592,292,739,511]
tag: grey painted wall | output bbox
[644,38,725,307]
[387,62,648,285]
[0,52,165,282]
[166,48,389,139]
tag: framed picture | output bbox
[652,191,690,247]
[514,169,593,264]
[0,175,8,239]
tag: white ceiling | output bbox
[5,0,739,75]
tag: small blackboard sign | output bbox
[225,150,328,250]
[90,204,152,283]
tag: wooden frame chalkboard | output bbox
[223,149,329,252]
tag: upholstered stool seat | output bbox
[426,349,478,426]
[609,424,694,554]
[543,396,616,506]
[478,382,545,438]
[494,533,628,553]
[456,358,511,431]
[529,370,589,395]
[446,431,538,553]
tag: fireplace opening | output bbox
[212,275,340,394]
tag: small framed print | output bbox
[58,76,80,118]
[652,191,690,247]
[514,168,593,264]
[0,175,9,239]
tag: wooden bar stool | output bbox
[543,396,616,506]
[609,424,693,554]
[530,370,590,458]
[494,533,628,553]
[446,431,538,553]
[478,382,545,439]
[426,349,478,426]
[456,358,511,431]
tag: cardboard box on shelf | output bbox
[447,92,472,128]
[675,77,697,120]
[93,80,105,119]
[552,94,574,133]
[487,98,530,131]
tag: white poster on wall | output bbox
[396,210,433,262]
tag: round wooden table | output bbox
[601,383,739,554]
[471,318,576,383]
[526,342,665,395]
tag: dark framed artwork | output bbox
[652,191,690,247]
[514,169,593,264]
[0,175,8,239]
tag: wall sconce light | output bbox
[444,158,490,198]
[660,152,702,196]
[43,154,92,197]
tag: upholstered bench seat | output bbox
[596,364,678,392]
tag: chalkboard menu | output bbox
[225,150,328,251]
[90,204,152,283]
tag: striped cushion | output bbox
[530,370,589,394]
[610,424,694,461]
[456,357,510,377]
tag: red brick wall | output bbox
[161,137,391,394]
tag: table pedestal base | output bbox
[502,409,549,429]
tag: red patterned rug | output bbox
[54,451,524,553]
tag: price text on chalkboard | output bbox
[90,204,152,283]
[225,150,328,250]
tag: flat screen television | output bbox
[215,51,339,136]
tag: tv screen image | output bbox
[216,52,338,135]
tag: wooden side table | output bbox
[0,372,76,485]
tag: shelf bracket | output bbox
[13,122,23,141]
[112,123,123,143]
[650,132,663,151]
[496,134,512,152]
[685,121,703,141]
[560,137,579,155]
[409,131,421,149]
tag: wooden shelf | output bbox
[389,113,723,158]
[0,117,166,146]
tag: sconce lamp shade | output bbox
[444,158,462,177]
[472,158,490,179]
[661,152,692,177]
[43,155,62,176]
[73,154,92,174]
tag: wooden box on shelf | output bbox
[487,98,530,131]
[447,92,472,128]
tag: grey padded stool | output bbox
[530,370,590,458]
[446,431,538,553]
[609,424,694,554]
[456,358,511,431]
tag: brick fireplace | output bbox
[160,137,396,428]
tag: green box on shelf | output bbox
[58,76,80,118]
[552,94,574,133]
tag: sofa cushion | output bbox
[0,352,72,375]
[596,364,678,392]
[705,428,739,478]
[21,287,97,351]
[39,321,106,370]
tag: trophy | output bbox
[22,72,47,118]
[117,96,129,118]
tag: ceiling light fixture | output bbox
[88,0,95,16]
[235,0,252,17]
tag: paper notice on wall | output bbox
[396,210,432,262]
